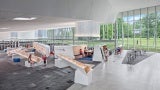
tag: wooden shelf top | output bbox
[57,54,91,73]
[8,48,42,63]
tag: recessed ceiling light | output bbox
[13,17,37,21]
[0,27,9,29]
[154,0,160,2]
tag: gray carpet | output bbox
[0,53,75,90]
[122,51,154,65]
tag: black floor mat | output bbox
[122,51,154,65]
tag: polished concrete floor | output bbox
[68,50,160,90]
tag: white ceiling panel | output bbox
[0,0,159,32]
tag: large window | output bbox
[99,24,115,49]
[157,6,160,51]
[10,32,18,39]
[116,5,160,52]
[35,30,47,38]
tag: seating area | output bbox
[122,49,153,65]
[115,45,122,55]
[0,1,160,90]
[127,49,146,63]
[73,45,94,61]
[6,42,52,67]
[78,56,92,61]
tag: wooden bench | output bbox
[7,47,43,67]
[57,54,91,73]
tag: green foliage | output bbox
[100,11,160,52]
[100,24,113,40]
[117,18,133,38]
[108,24,113,39]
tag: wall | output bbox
[0,32,11,40]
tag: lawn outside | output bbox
[45,38,160,52]
[121,38,160,52]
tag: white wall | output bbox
[0,32,10,40]
[18,31,37,39]
[75,21,100,37]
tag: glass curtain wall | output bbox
[7,5,160,52]
[8,27,75,46]
[46,27,74,45]
[157,6,160,51]
[99,24,115,49]
[116,5,160,52]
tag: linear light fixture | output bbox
[0,27,9,29]
[13,17,37,21]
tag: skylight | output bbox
[13,17,37,21]
[0,27,9,30]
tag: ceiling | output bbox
[0,9,78,32]
[0,0,159,32]
[108,0,160,12]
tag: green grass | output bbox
[75,38,160,52]
[120,38,160,52]
[45,38,160,52]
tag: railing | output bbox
[7,47,42,63]
[56,54,91,73]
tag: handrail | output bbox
[8,48,42,63]
[57,54,91,73]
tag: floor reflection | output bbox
[127,64,134,72]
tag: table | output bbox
[85,50,93,57]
